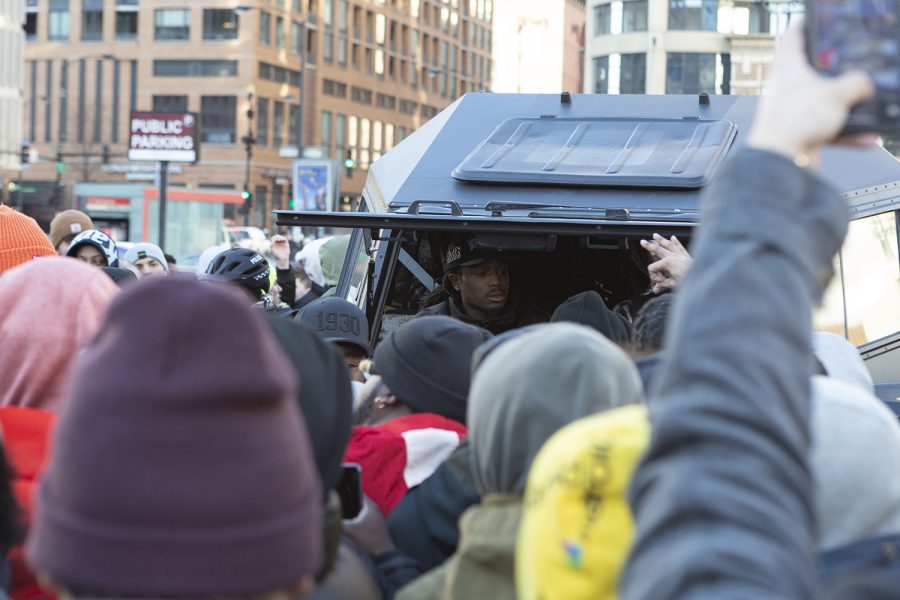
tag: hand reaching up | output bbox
[640,233,693,294]
[270,235,291,269]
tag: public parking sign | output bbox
[128,112,199,163]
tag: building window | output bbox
[291,21,302,54]
[339,0,348,31]
[338,34,347,65]
[257,97,269,147]
[620,53,646,93]
[623,0,648,32]
[258,62,301,86]
[115,0,139,41]
[288,104,299,146]
[351,86,372,104]
[666,52,718,93]
[593,56,609,93]
[373,121,382,152]
[323,79,347,97]
[399,99,417,114]
[203,9,238,40]
[273,101,284,147]
[324,31,333,62]
[669,0,718,31]
[152,95,188,112]
[25,12,38,41]
[335,113,346,156]
[155,9,190,40]
[594,3,610,35]
[320,111,332,148]
[81,0,103,41]
[48,0,70,41]
[376,93,396,109]
[154,60,238,76]
[765,1,805,35]
[275,16,285,49]
[307,28,317,63]
[360,117,370,152]
[254,186,268,227]
[260,11,271,44]
[348,115,357,150]
[200,96,237,144]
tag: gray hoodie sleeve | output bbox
[620,148,849,599]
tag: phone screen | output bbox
[336,463,363,520]
[809,0,900,128]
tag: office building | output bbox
[20,0,493,250]
[1,0,25,186]
[491,0,585,94]
[584,0,803,96]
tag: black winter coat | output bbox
[387,441,481,571]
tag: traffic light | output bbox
[240,186,253,215]
[20,142,30,165]
[344,149,355,179]
[102,144,111,164]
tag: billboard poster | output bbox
[292,159,334,212]
[128,112,199,163]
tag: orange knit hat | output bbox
[0,205,56,275]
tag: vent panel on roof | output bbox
[452,117,737,189]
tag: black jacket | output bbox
[417,295,546,335]
[296,282,328,310]
[387,441,481,571]
[276,267,296,307]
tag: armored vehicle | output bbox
[276,93,900,400]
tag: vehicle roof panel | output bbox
[370,93,900,216]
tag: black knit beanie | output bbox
[550,290,631,344]
[267,317,353,492]
[374,316,492,424]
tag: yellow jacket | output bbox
[516,404,650,600]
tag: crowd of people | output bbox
[0,24,897,600]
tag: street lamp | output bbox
[241,93,256,226]
[299,21,308,154]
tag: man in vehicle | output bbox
[418,235,546,334]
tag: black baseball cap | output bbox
[295,297,373,357]
[444,236,508,273]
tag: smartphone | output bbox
[806,0,900,133]
[336,463,363,520]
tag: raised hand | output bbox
[640,233,693,294]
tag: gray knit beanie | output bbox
[374,316,492,424]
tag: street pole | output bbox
[242,93,255,227]
[158,161,168,250]
[14,174,23,212]
[298,21,306,154]
[243,145,251,227]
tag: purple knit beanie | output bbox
[26,277,322,597]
